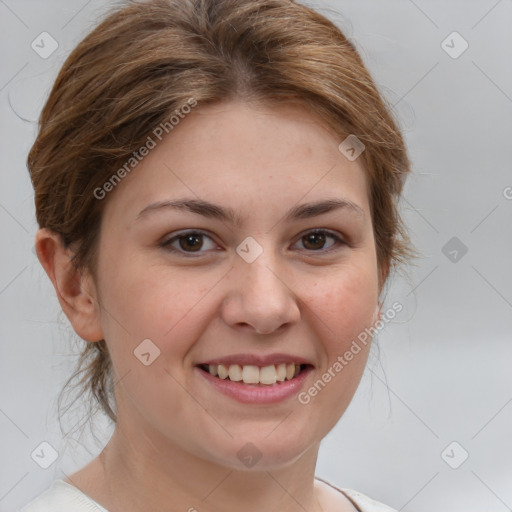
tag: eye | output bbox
[160,228,345,257]
[293,229,345,253]
[160,230,218,255]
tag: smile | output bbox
[198,363,310,385]
[195,360,314,404]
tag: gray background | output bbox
[1,0,511,511]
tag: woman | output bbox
[22,0,415,510]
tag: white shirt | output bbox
[20,478,398,512]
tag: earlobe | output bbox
[35,228,104,342]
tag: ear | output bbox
[35,228,104,342]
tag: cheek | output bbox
[306,265,378,348]
[300,269,377,423]
[95,264,214,411]
[98,257,221,358]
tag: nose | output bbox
[220,251,301,335]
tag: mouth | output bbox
[196,363,313,386]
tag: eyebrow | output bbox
[135,197,365,227]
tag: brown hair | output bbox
[28,0,416,431]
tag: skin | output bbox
[36,99,385,512]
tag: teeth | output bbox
[242,365,260,384]
[204,362,304,385]
[217,364,229,379]
[228,364,243,381]
[260,365,277,385]
[276,363,287,381]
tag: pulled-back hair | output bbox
[28,0,416,431]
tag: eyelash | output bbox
[159,229,346,257]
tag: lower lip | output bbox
[196,366,313,404]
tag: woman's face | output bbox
[90,100,380,469]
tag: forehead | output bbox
[103,100,371,224]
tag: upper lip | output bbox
[198,353,313,367]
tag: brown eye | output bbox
[302,232,327,250]
[295,230,344,252]
[161,230,217,255]
[178,233,203,252]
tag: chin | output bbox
[200,428,318,472]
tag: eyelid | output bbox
[160,228,346,256]
[160,229,219,256]
[292,228,346,253]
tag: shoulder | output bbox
[340,488,398,512]
[20,479,109,512]
[315,477,398,512]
